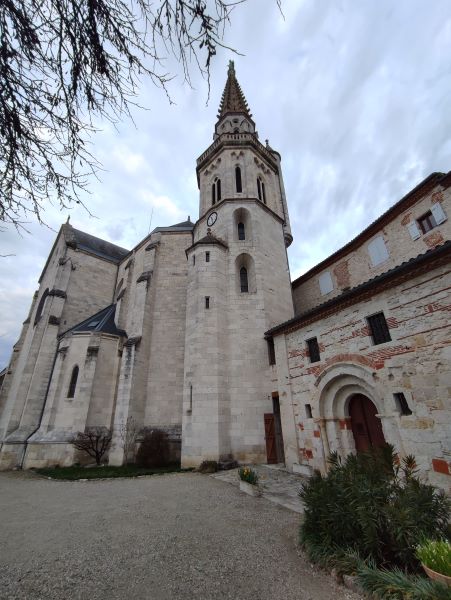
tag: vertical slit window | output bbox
[211,183,216,205]
[262,182,266,204]
[205,296,210,309]
[235,166,242,193]
[367,312,391,345]
[267,338,276,365]
[306,337,320,363]
[206,252,210,263]
[305,404,313,418]
[217,178,221,201]
[238,222,245,240]
[257,177,262,201]
[193,255,196,266]
[240,267,249,293]
[67,365,79,398]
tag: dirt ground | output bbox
[0,471,361,600]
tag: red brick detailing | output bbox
[424,302,451,314]
[313,430,321,438]
[299,448,314,460]
[424,231,444,248]
[368,344,414,368]
[386,316,399,328]
[400,212,412,226]
[323,319,362,336]
[333,260,351,288]
[431,191,443,203]
[306,365,322,377]
[298,422,304,431]
[432,458,450,475]
[339,418,352,430]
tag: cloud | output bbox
[1,0,451,368]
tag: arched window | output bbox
[238,222,245,240]
[257,177,266,204]
[216,178,221,201]
[34,288,49,326]
[240,267,249,293]
[235,166,242,193]
[67,365,79,398]
[212,177,221,205]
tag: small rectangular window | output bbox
[306,337,320,363]
[394,392,412,416]
[305,404,313,419]
[205,296,210,309]
[206,252,210,263]
[418,210,437,234]
[267,338,276,365]
[367,312,391,345]
[318,271,333,296]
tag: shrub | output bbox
[198,460,218,474]
[136,429,171,468]
[239,466,258,485]
[416,540,451,577]
[299,445,450,573]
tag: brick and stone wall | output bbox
[274,260,451,492]
[293,182,451,314]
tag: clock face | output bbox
[207,212,217,227]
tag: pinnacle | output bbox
[217,61,253,119]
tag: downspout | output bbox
[19,339,60,468]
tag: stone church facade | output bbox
[0,64,450,490]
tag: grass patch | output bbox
[35,464,193,480]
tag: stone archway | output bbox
[348,394,386,452]
[312,363,390,467]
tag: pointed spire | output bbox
[217,61,252,119]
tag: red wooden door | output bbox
[264,413,278,464]
[349,394,385,452]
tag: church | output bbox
[0,63,450,491]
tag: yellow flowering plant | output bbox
[239,466,259,485]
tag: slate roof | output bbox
[150,219,195,235]
[60,304,126,338]
[266,240,451,338]
[185,232,228,255]
[68,226,129,264]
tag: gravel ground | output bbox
[0,471,361,600]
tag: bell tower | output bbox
[181,63,294,467]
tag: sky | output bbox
[1,0,451,368]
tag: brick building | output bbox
[0,63,449,490]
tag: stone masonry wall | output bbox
[275,262,451,491]
[293,183,451,314]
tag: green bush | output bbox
[299,445,450,573]
[416,540,451,577]
[136,429,172,468]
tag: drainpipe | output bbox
[19,340,60,469]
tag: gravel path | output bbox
[0,471,360,600]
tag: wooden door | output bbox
[272,396,285,464]
[349,394,385,452]
[264,413,278,464]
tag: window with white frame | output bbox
[368,236,389,267]
[407,202,447,239]
[318,271,333,296]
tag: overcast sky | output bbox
[1,0,451,368]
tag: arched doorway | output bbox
[349,394,385,452]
